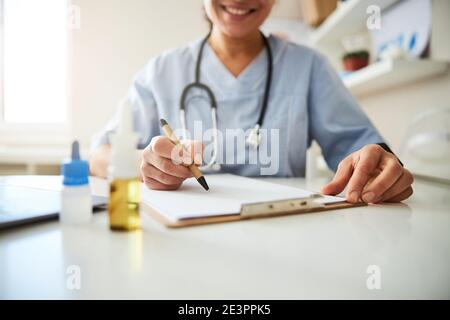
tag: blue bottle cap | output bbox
[61,141,89,186]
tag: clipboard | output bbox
[140,174,366,228]
[143,199,367,228]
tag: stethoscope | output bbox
[179,31,273,171]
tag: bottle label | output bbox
[108,179,141,231]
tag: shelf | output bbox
[310,0,401,48]
[343,59,449,97]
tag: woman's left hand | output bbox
[321,144,414,204]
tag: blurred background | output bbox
[0,0,449,182]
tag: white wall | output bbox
[358,72,450,150]
[71,0,208,147]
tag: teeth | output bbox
[225,6,251,16]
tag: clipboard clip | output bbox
[240,195,325,218]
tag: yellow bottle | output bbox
[108,100,141,231]
[109,178,141,231]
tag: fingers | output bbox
[146,152,193,179]
[360,158,404,203]
[140,136,204,191]
[149,136,175,159]
[345,145,384,203]
[181,140,204,166]
[321,157,353,195]
[321,143,414,204]
[140,162,185,185]
[378,170,414,203]
[383,186,413,203]
[142,176,182,191]
[150,136,203,166]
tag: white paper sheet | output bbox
[141,174,344,221]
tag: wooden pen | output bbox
[159,118,209,191]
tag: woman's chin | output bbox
[218,24,260,39]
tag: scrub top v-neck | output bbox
[92,35,384,177]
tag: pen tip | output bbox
[160,118,168,127]
[197,176,209,191]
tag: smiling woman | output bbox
[90,0,414,204]
[203,0,274,77]
[205,0,273,39]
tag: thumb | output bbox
[321,159,353,195]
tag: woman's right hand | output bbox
[140,136,203,190]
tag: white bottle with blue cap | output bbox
[60,140,92,224]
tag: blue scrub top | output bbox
[92,35,384,177]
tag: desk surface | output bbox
[0,176,449,299]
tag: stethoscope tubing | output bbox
[179,31,273,170]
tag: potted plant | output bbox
[342,50,370,72]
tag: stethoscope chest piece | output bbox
[246,124,262,148]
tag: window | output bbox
[0,0,68,128]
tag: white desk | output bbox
[0,176,449,299]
